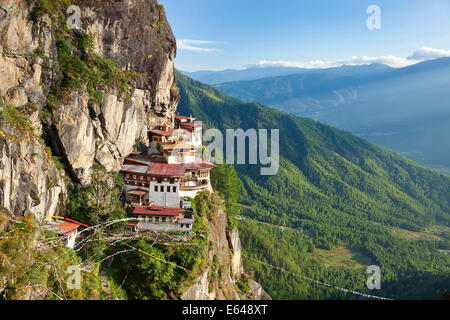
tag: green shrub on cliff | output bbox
[29,0,74,22]
[51,30,137,107]
[36,0,138,110]
[0,100,35,134]
[67,164,127,231]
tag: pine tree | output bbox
[211,164,241,216]
[223,165,241,215]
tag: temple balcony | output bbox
[180,181,209,190]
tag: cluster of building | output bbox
[42,115,212,248]
[120,115,216,233]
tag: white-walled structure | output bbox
[149,177,181,207]
[43,220,81,248]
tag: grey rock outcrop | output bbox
[0,0,54,124]
[0,121,66,220]
[228,227,244,276]
[249,281,272,300]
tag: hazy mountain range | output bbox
[175,70,450,299]
[184,63,394,84]
[183,58,450,175]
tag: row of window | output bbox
[154,185,177,193]
[199,170,209,178]
[186,170,209,178]
[125,174,177,184]
[157,178,176,184]
[125,174,150,181]
[141,217,175,223]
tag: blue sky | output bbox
[159,0,450,72]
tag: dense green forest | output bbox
[175,70,450,299]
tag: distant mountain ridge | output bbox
[209,57,450,175]
[183,63,393,84]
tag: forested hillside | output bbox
[176,71,450,299]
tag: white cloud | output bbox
[253,55,414,69]
[177,39,226,54]
[249,46,450,70]
[407,46,450,61]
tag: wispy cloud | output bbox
[407,46,450,61]
[253,56,413,69]
[177,39,226,54]
[250,46,450,70]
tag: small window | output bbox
[140,176,143,181]
[154,186,158,192]
[133,175,136,180]
[160,186,165,192]
[125,174,130,179]
[173,187,177,192]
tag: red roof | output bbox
[124,158,151,166]
[179,121,202,129]
[149,128,175,137]
[133,206,181,216]
[147,163,185,177]
[120,163,149,174]
[133,155,156,163]
[127,189,148,196]
[126,220,139,227]
[184,159,217,170]
[56,221,80,234]
[176,115,188,120]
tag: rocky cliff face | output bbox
[0,120,66,220]
[0,0,269,301]
[0,0,179,217]
[54,0,180,184]
[228,227,244,276]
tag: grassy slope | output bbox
[176,70,450,299]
